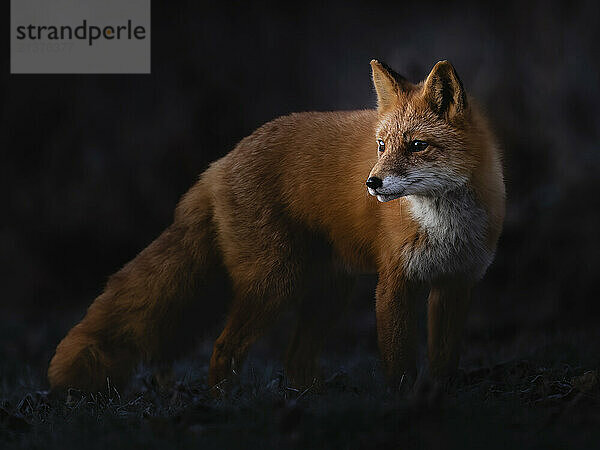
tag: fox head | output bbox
[366,60,479,202]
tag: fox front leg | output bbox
[375,271,420,390]
[427,282,472,379]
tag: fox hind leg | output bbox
[207,230,307,391]
[284,269,353,389]
[208,275,298,391]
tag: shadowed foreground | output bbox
[1,312,599,449]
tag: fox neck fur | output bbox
[404,186,493,282]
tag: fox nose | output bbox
[366,176,383,189]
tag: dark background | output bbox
[2,0,599,367]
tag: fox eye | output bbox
[377,139,385,153]
[410,140,428,152]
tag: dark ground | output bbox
[2,0,600,448]
[1,313,600,449]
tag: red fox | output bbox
[48,60,505,392]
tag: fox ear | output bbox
[422,60,468,119]
[370,59,411,112]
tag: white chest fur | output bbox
[402,189,494,282]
